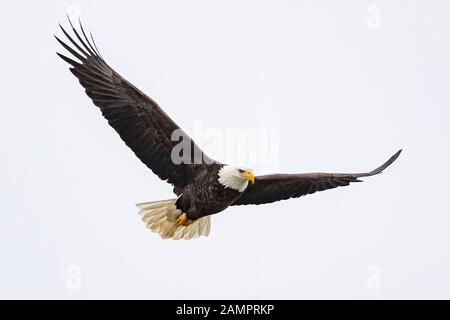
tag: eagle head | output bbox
[218,165,255,192]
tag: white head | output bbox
[218,165,255,193]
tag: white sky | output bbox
[1,0,449,299]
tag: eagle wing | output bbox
[232,150,401,206]
[55,19,215,188]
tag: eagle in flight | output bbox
[56,18,401,240]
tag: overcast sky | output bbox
[1,0,449,299]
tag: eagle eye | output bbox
[238,169,245,173]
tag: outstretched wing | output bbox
[55,18,216,189]
[232,150,401,206]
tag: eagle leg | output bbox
[176,212,194,227]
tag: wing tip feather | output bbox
[370,148,402,176]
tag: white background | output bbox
[1,0,449,299]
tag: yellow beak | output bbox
[246,170,255,184]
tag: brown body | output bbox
[175,164,242,220]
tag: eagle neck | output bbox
[218,165,249,193]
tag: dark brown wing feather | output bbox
[55,18,215,188]
[232,150,401,206]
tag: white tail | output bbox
[136,199,211,240]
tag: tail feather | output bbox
[137,199,175,210]
[136,198,211,240]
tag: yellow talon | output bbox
[176,213,195,227]
[176,213,187,226]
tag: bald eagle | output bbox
[55,19,401,240]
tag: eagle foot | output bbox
[176,213,194,227]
